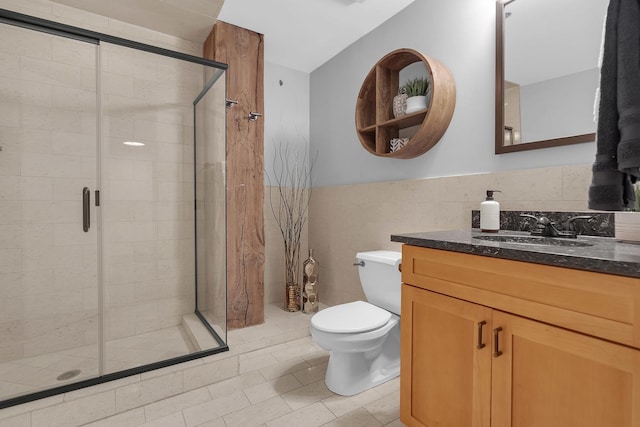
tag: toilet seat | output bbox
[311,301,391,334]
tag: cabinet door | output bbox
[401,285,492,427]
[492,311,640,427]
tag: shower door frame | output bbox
[0,8,229,410]
[193,72,228,348]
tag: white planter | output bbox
[405,95,427,114]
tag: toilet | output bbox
[310,250,402,396]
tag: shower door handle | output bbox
[83,187,90,232]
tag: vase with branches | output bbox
[267,142,316,312]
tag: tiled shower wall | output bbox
[0,0,215,366]
[0,26,100,364]
[306,164,593,308]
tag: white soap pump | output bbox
[480,190,501,232]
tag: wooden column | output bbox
[204,21,265,328]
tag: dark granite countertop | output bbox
[391,229,640,279]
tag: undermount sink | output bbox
[473,234,594,247]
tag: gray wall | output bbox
[309,0,597,187]
[520,68,598,143]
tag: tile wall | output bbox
[307,164,594,307]
[0,24,100,366]
[0,0,223,374]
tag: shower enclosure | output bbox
[0,9,228,408]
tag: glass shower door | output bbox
[100,43,227,374]
[0,23,100,400]
[195,68,227,345]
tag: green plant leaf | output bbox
[402,76,430,97]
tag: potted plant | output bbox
[403,76,431,114]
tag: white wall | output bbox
[309,0,598,187]
[263,61,310,184]
[263,61,311,303]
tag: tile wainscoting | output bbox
[307,164,593,308]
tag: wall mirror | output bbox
[495,0,607,154]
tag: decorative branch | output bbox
[267,141,317,288]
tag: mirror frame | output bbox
[495,1,596,154]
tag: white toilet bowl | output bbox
[310,250,402,396]
[311,301,400,396]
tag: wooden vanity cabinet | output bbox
[492,310,639,427]
[400,245,640,427]
[401,286,492,426]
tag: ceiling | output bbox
[52,0,225,42]
[53,0,415,73]
[217,0,415,73]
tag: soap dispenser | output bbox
[480,190,501,232]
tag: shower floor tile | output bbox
[0,324,195,400]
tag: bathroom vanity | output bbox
[391,230,640,427]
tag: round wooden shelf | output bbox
[355,48,456,159]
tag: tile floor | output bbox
[0,303,405,426]
[0,326,197,401]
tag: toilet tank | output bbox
[356,250,402,316]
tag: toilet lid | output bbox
[311,301,392,334]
